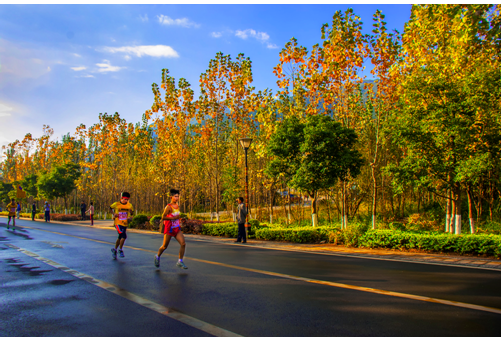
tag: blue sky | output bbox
[0,4,412,151]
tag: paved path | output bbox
[2,217,501,336]
[15,216,501,272]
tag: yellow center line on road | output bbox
[9,225,501,316]
[5,243,242,337]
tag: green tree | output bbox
[37,163,82,210]
[0,182,14,203]
[266,115,363,225]
[388,4,501,234]
[20,173,39,199]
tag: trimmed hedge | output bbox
[0,211,80,221]
[255,226,338,243]
[0,211,33,218]
[359,230,501,257]
[201,223,501,257]
[202,223,239,237]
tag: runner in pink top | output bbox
[154,188,187,269]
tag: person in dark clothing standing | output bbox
[31,202,36,221]
[80,201,87,220]
[44,201,51,222]
[235,197,248,243]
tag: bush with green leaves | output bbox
[359,230,501,257]
[255,225,339,243]
[202,223,238,237]
[130,214,149,228]
[149,215,162,230]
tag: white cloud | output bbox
[139,14,148,22]
[124,55,131,61]
[73,53,81,57]
[157,14,200,28]
[96,60,124,73]
[0,103,13,117]
[235,29,270,41]
[235,29,278,49]
[79,74,95,78]
[102,45,179,58]
[211,32,222,38]
[0,40,51,88]
[71,66,86,71]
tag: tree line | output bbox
[1,5,500,234]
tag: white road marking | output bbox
[5,244,243,337]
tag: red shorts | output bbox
[163,220,180,237]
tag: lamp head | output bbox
[239,137,253,150]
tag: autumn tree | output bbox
[388,4,501,234]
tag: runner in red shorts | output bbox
[154,188,187,269]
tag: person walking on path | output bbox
[235,197,248,243]
[110,192,134,259]
[6,199,16,230]
[16,202,21,219]
[44,201,51,222]
[154,189,188,269]
[85,201,95,226]
[80,201,87,221]
[31,202,36,221]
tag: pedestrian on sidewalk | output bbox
[31,202,36,221]
[16,202,21,219]
[110,192,134,259]
[235,197,248,243]
[80,201,87,221]
[7,199,16,230]
[154,188,188,269]
[85,201,94,226]
[44,201,51,222]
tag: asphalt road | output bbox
[1,218,501,337]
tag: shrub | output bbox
[477,221,501,235]
[249,219,260,227]
[202,223,238,237]
[150,215,162,231]
[389,222,406,231]
[0,211,32,219]
[340,222,370,247]
[182,219,205,234]
[255,226,337,243]
[359,230,501,257]
[130,214,149,228]
[406,213,440,231]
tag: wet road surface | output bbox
[1,218,501,337]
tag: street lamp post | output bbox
[239,137,253,239]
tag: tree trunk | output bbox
[446,189,451,233]
[288,187,292,224]
[450,197,456,234]
[454,185,461,235]
[342,181,347,229]
[371,164,377,230]
[467,187,475,234]
[310,191,317,227]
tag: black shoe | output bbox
[242,241,247,244]
[234,240,241,243]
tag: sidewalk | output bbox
[3,216,501,271]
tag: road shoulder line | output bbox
[4,243,243,337]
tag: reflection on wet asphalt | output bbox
[5,258,52,277]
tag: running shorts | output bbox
[115,224,127,240]
[162,220,180,237]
